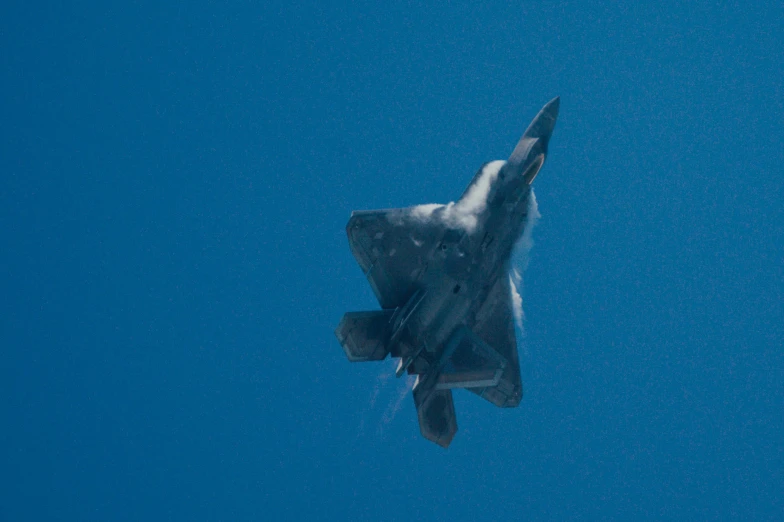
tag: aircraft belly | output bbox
[411,274,473,353]
[337,97,559,447]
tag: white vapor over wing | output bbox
[410,203,443,221]
[510,270,524,330]
[510,190,541,332]
[407,160,506,234]
[515,189,541,270]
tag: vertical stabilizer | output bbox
[413,385,457,448]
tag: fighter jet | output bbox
[335,98,559,447]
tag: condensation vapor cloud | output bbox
[379,374,416,434]
[510,190,540,332]
[356,360,416,441]
[402,158,541,331]
[408,160,506,233]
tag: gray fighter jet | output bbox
[336,98,559,447]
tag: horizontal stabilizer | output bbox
[413,386,457,448]
[335,310,394,362]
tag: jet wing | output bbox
[346,208,441,309]
[467,272,523,408]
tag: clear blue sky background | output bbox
[2,1,783,520]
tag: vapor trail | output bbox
[379,374,416,433]
[510,190,540,332]
[407,160,507,233]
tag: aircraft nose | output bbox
[504,96,561,176]
[543,96,560,121]
[523,96,560,142]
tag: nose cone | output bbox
[506,97,560,168]
[523,96,560,143]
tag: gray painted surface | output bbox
[336,98,560,447]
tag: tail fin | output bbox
[335,310,395,362]
[413,385,457,448]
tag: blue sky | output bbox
[2,1,783,520]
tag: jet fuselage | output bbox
[398,154,543,382]
[335,97,559,447]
